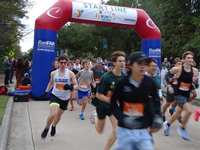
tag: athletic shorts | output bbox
[166,92,175,102]
[95,99,112,119]
[50,94,69,110]
[78,89,91,100]
[175,95,188,107]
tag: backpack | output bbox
[0,86,8,95]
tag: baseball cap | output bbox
[127,51,148,65]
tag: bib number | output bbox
[179,82,191,91]
[123,102,144,117]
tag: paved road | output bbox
[7,101,200,150]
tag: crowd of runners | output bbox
[39,50,199,150]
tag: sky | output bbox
[20,0,107,53]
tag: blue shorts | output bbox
[114,127,154,150]
[78,89,91,100]
[175,95,188,107]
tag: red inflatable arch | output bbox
[32,0,161,97]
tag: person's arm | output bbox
[169,66,179,74]
[111,83,123,121]
[96,93,111,103]
[45,71,54,92]
[70,71,78,90]
[149,81,163,133]
[91,70,96,88]
[96,76,111,103]
[192,68,199,89]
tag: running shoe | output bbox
[163,121,170,136]
[50,126,56,136]
[41,128,49,139]
[80,113,85,120]
[177,126,191,141]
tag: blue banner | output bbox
[141,39,161,68]
[32,29,57,97]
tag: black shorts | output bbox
[50,94,69,111]
[166,92,175,102]
[95,99,112,119]
[175,95,189,107]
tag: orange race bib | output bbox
[179,82,191,91]
[55,83,65,90]
[123,102,144,117]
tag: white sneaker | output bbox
[163,121,170,136]
[177,126,191,141]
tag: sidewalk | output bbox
[7,101,200,150]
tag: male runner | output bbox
[76,59,94,120]
[163,51,199,140]
[41,56,78,138]
[95,51,126,150]
[111,52,162,150]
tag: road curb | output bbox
[0,97,13,150]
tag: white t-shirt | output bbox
[52,69,71,100]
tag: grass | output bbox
[0,96,9,124]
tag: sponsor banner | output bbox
[72,1,137,25]
[149,48,161,58]
[141,39,161,67]
[32,29,57,97]
[37,40,55,52]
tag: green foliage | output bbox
[0,0,29,56]
[0,96,9,124]
[56,0,200,61]
[0,0,28,69]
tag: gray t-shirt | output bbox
[77,69,94,90]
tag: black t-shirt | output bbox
[111,75,161,129]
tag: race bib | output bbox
[55,83,65,90]
[123,102,144,117]
[179,82,191,91]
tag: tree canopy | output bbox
[57,0,200,62]
[0,0,29,58]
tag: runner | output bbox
[163,51,199,140]
[76,59,94,120]
[94,51,126,150]
[162,58,182,121]
[111,51,162,150]
[145,58,161,91]
[41,56,78,138]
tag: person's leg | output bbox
[181,103,193,128]
[177,103,192,140]
[4,70,10,86]
[41,104,58,138]
[114,127,133,150]
[95,101,108,134]
[69,98,74,111]
[104,115,117,150]
[168,105,182,124]
[176,102,192,140]
[169,102,177,116]
[163,105,182,136]
[9,70,14,83]
[136,139,154,150]
[161,101,171,120]
[95,118,106,134]
[51,108,64,136]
